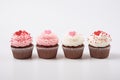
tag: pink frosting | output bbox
[37,30,59,46]
[11,30,32,47]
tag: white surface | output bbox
[0,0,120,80]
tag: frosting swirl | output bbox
[88,30,112,47]
[11,30,32,47]
[37,30,59,46]
[62,31,84,47]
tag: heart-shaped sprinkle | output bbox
[15,30,28,36]
[15,30,22,36]
[45,30,52,34]
[94,30,102,36]
[69,31,76,36]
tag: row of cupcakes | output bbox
[10,30,112,59]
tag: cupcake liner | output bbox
[88,45,110,59]
[36,45,58,59]
[11,44,33,59]
[62,45,84,59]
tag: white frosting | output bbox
[88,31,112,47]
[62,32,84,47]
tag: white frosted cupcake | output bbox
[88,30,112,59]
[62,31,84,59]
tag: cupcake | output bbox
[11,30,33,59]
[36,30,59,59]
[62,31,84,59]
[88,30,112,59]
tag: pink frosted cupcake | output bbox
[88,30,112,59]
[36,30,59,59]
[62,31,84,59]
[11,30,33,59]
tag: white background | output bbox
[0,0,120,80]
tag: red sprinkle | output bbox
[23,30,28,34]
[15,30,28,36]
[94,30,102,36]
[15,30,22,36]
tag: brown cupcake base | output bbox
[36,45,58,59]
[11,44,33,59]
[88,45,110,59]
[62,45,84,59]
